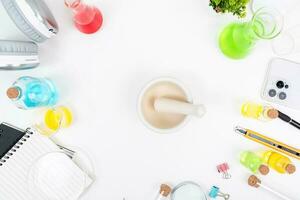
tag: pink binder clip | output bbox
[217,163,231,179]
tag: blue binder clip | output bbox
[209,186,230,200]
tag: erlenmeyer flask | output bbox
[65,0,103,34]
[219,7,284,59]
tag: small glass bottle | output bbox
[35,106,73,137]
[240,151,269,175]
[241,102,273,121]
[6,76,58,109]
[262,151,296,174]
[65,0,103,34]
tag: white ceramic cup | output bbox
[138,77,195,134]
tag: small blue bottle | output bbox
[6,76,58,109]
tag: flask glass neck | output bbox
[65,0,92,13]
[65,0,96,24]
[65,0,82,9]
[249,7,283,40]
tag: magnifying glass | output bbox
[171,182,208,200]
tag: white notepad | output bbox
[0,125,93,200]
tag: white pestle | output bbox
[154,97,206,117]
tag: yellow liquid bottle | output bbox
[45,106,73,131]
[36,106,73,137]
[263,151,296,174]
[241,102,272,120]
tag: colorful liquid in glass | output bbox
[35,106,73,137]
[263,151,296,174]
[24,80,58,108]
[66,0,103,34]
[241,102,264,119]
[44,106,73,132]
[7,76,58,109]
[240,151,264,173]
[241,102,273,121]
[219,20,265,59]
[219,7,283,59]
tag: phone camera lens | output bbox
[279,92,287,100]
[285,85,289,89]
[268,89,277,97]
[276,81,285,89]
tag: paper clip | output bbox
[217,163,231,179]
[209,186,230,200]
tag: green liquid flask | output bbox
[240,151,269,175]
[219,7,283,59]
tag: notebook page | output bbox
[0,130,92,200]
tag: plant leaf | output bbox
[214,0,222,5]
[229,0,236,6]
[209,0,250,18]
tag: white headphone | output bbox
[0,0,58,70]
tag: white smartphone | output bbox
[261,58,300,110]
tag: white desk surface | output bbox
[1,0,300,199]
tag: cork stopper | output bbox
[160,184,172,197]
[248,175,261,188]
[6,87,20,99]
[259,165,270,175]
[267,108,279,119]
[286,164,296,174]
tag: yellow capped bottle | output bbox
[241,102,273,121]
[263,151,296,174]
[35,106,73,137]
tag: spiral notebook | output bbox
[0,123,93,200]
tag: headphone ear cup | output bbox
[0,40,39,70]
[0,40,38,55]
[1,0,47,43]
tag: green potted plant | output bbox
[209,0,250,18]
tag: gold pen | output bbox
[235,126,300,160]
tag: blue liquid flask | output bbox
[6,76,58,109]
